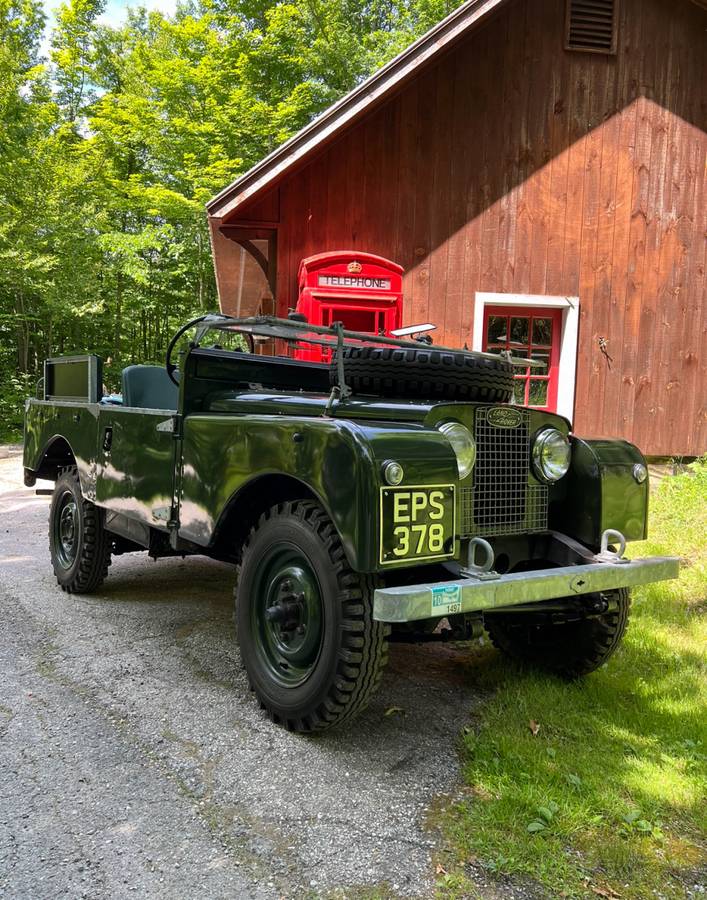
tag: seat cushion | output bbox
[121,365,178,410]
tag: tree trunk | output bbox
[14,292,30,373]
[114,272,122,358]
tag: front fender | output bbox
[177,414,458,571]
[550,438,649,549]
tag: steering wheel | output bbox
[165,314,210,386]
[165,314,256,385]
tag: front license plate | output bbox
[380,484,456,565]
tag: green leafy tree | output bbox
[0,0,463,439]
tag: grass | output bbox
[437,458,707,899]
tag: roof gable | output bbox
[207,0,707,221]
[206,0,509,220]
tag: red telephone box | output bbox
[294,251,403,361]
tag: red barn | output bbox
[206,0,707,457]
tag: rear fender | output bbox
[23,399,100,496]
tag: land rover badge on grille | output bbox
[487,407,522,428]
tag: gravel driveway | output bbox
[0,446,488,899]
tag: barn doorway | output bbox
[473,293,579,421]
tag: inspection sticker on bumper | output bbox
[431,584,462,617]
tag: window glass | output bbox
[528,379,549,406]
[510,380,527,405]
[487,315,507,344]
[510,317,529,344]
[532,317,553,346]
[511,348,531,376]
[530,349,550,376]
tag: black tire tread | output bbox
[50,466,111,594]
[485,589,631,678]
[235,500,389,732]
[331,345,514,403]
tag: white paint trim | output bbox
[473,292,579,423]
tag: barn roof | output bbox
[206,0,707,221]
[206,0,510,220]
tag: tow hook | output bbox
[596,529,630,564]
[460,537,501,581]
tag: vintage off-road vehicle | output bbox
[24,315,679,731]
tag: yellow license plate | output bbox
[380,485,456,565]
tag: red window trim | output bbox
[481,305,563,412]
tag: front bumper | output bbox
[373,555,680,623]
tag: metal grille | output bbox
[565,0,617,54]
[460,408,548,537]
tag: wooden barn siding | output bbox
[236,0,707,456]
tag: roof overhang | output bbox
[206,0,510,221]
[207,0,707,222]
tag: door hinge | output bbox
[156,417,176,434]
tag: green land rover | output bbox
[23,315,679,731]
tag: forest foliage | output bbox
[0,0,461,436]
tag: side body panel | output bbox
[24,400,178,530]
[177,414,459,572]
[94,407,177,530]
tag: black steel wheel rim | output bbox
[250,543,325,688]
[54,490,79,569]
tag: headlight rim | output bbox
[438,420,476,480]
[531,426,571,483]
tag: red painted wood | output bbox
[216,0,707,455]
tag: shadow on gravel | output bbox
[0,462,554,897]
[99,554,486,710]
[3,506,490,896]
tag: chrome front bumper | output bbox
[373,556,680,623]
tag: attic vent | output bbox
[565,0,618,54]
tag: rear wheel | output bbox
[49,467,111,593]
[485,589,631,677]
[235,500,389,731]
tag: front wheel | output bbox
[49,467,111,593]
[235,501,389,732]
[485,589,631,677]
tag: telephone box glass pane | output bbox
[330,308,378,333]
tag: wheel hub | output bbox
[253,554,324,688]
[265,581,306,633]
[54,492,79,569]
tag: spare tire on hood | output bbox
[330,344,515,403]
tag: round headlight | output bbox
[532,428,571,483]
[438,421,476,479]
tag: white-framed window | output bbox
[473,292,580,422]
